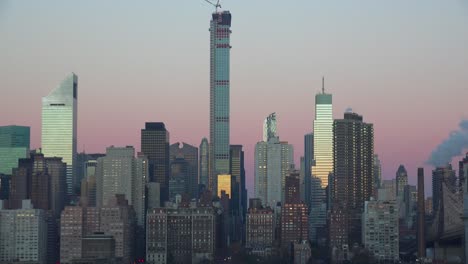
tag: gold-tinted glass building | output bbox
[217,174,232,198]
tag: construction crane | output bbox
[204,0,221,12]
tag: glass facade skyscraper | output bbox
[199,138,209,188]
[0,125,30,175]
[312,81,333,188]
[42,73,77,196]
[209,11,232,195]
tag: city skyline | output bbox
[1,1,468,196]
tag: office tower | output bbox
[425,197,433,216]
[141,122,170,202]
[96,146,134,207]
[217,174,232,198]
[9,158,32,209]
[285,170,301,204]
[147,182,161,209]
[146,206,217,264]
[332,111,374,246]
[47,157,67,217]
[42,73,78,196]
[362,200,399,262]
[209,10,232,195]
[134,153,148,227]
[299,157,305,202]
[170,142,198,198]
[81,160,98,207]
[459,153,468,190]
[312,78,333,188]
[432,164,456,213]
[199,138,209,188]
[246,206,275,257]
[169,158,189,201]
[30,153,50,211]
[0,200,47,264]
[309,174,327,245]
[304,133,313,206]
[281,203,308,248]
[0,125,30,175]
[230,144,246,243]
[373,154,382,192]
[293,241,312,264]
[417,168,426,259]
[263,112,278,142]
[396,165,408,199]
[255,113,294,206]
[0,174,10,200]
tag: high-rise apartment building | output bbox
[263,113,277,142]
[312,79,333,188]
[42,73,78,197]
[0,200,47,264]
[332,111,374,246]
[146,205,217,264]
[60,195,135,264]
[281,203,308,248]
[0,125,30,175]
[459,153,468,190]
[141,122,170,202]
[246,206,275,257]
[230,145,247,242]
[199,138,209,188]
[362,200,399,262]
[373,154,382,193]
[209,10,232,195]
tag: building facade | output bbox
[141,122,170,202]
[209,11,232,195]
[146,205,217,264]
[0,200,47,264]
[42,73,78,196]
[0,125,30,175]
[246,207,275,257]
[199,138,209,189]
[332,111,374,246]
[362,200,399,262]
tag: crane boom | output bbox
[203,0,221,12]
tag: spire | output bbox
[322,76,325,94]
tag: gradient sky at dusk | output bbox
[1,0,467,196]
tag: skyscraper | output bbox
[141,122,170,202]
[312,78,333,188]
[170,142,198,198]
[42,73,78,197]
[199,138,209,189]
[209,10,232,195]
[332,111,374,245]
[0,125,30,175]
[304,133,313,207]
[96,146,135,207]
[396,165,408,199]
[373,154,382,195]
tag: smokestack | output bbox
[427,119,468,167]
[417,168,426,258]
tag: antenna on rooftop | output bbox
[204,0,221,12]
[322,76,325,94]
